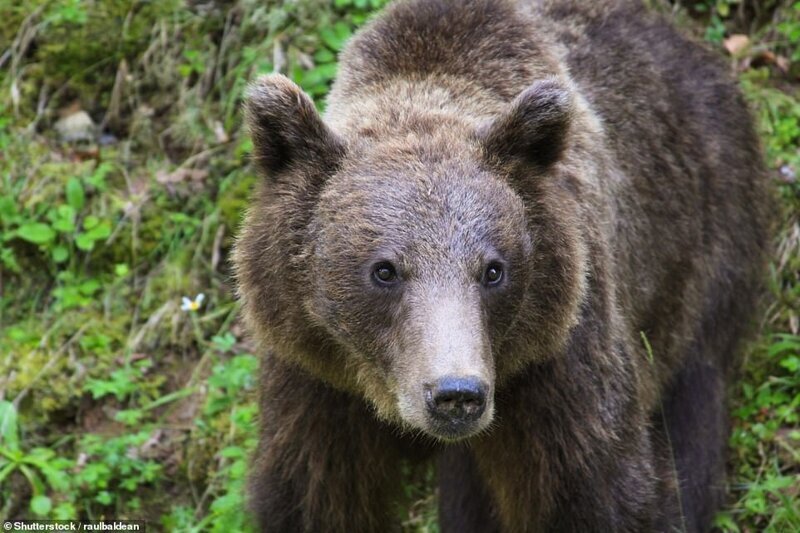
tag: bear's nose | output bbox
[425,376,487,423]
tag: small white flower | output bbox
[181,293,205,312]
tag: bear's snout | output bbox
[424,376,488,436]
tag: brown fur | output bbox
[234,0,772,531]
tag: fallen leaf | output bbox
[724,34,750,57]
[776,55,790,73]
[779,164,796,184]
[156,167,208,185]
[213,120,229,143]
[156,167,209,197]
[755,50,777,66]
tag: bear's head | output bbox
[234,74,588,441]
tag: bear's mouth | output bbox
[421,403,495,441]
[424,415,492,441]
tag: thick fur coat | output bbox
[233,1,772,531]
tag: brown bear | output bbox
[233,0,772,531]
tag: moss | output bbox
[217,168,256,233]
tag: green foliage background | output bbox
[0,0,797,531]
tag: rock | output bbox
[54,111,96,143]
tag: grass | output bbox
[0,0,797,531]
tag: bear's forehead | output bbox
[323,154,517,215]
[315,164,529,268]
[321,170,515,236]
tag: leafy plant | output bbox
[0,401,74,520]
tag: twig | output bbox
[211,224,225,272]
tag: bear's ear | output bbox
[244,74,345,177]
[480,79,573,169]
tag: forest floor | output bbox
[0,1,798,531]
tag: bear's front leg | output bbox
[248,356,422,532]
[469,354,661,532]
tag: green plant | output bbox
[74,431,163,512]
[0,401,74,519]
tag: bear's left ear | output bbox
[244,74,346,178]
[479,79,573,169]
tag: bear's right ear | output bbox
[244,74,345,178]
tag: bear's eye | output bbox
[372,262,398,285]
[483,263,504,286]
